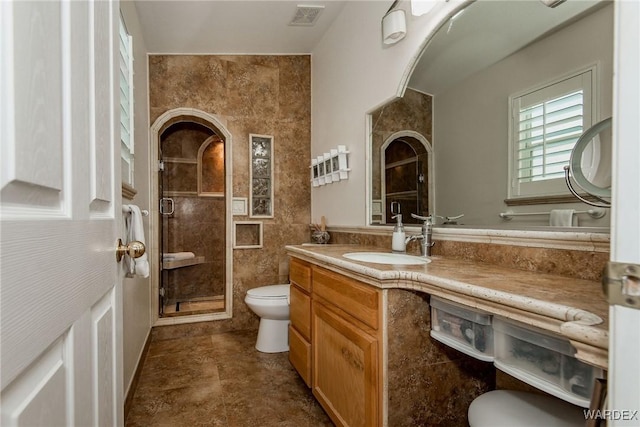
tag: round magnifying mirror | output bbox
[570,117,612,199]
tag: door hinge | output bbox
[158,160,165,172]
[602,261,640,309]
[159,287,165,297]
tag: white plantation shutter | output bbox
[510,69,594,197]
[119,14,134,185]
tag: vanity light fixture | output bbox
[539,0,567,8]
[382,1,406,45]
[410,0,437,17]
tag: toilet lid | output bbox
[468,390,585,427]
[246,284,290,299]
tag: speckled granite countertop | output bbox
[286,244,609,369]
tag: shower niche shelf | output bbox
[163,256,206,270]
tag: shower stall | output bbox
[158,120,227,317]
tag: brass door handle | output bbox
[116,239,146,262]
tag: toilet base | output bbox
[255,318,290,353]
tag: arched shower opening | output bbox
[150,108,233,324]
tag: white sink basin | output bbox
[342,252,431,265]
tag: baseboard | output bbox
[124,330,152,421]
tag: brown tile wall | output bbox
[150,55,311,339]
[328,230,608,281]
[386,289,495,426]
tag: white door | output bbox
[609,1,640,425]
[1,1,123,426]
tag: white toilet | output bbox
[245,284,290,353]
[468,390,586,427]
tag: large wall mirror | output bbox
[368,0,613,230]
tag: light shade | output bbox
[382,9,406,45]
[411,0,437,17]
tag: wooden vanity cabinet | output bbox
[289,258,382,427]
[289,257,382,427]
[289,258,312,387]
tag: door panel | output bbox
[1,1,65,211]
[91,0,114,208]
[1,337,69,426]
[1,1,122,426]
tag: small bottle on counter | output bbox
[391,214,406,253]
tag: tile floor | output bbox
[126,329,334,427]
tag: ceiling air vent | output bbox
[289,5,325,26]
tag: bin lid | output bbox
[468,390,585,427]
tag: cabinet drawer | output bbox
[290,284,311,340]
[289,325,311,388]
[290,258,312,292]
[313,266,380,330]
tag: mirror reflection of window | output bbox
[510,67,595,198]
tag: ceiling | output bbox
[133,0,348,54]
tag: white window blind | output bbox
[510,69,594,197]
[119,14,134,186]
[517,90,584,182]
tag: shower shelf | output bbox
[163,256,206,270]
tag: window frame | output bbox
[507,65,599,200]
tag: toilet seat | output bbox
[246,284,289,300]
[468,390,585,427]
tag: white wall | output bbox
[311,0,467,227]
[120,0,152,398]
[434,3,613,227]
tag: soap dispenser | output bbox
[391,214,406,253]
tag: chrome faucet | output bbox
[406,213,435,257]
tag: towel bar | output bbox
[499,209,606,220]
[122,205,149,216]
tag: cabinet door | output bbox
[312,302,378,427]
[289,325,311,388]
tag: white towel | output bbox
[549,209,577,227]
[125,204,149,278]
[163,252,196,261]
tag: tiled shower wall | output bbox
[149,55,311,337]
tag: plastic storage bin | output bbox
[493,317,603,407]
[430,297,494,361]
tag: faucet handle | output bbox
[410,213,433,223]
